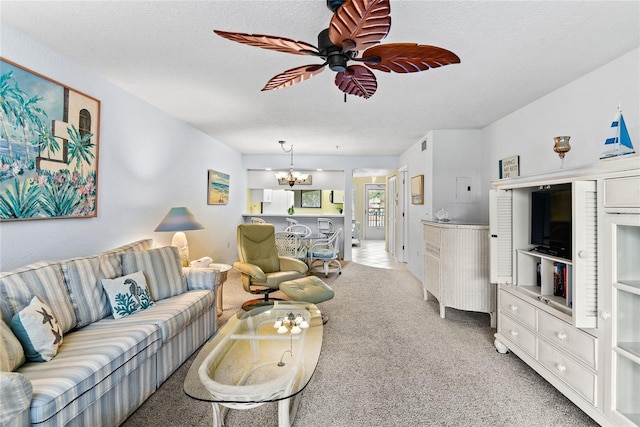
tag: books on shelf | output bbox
[553,262,567,298]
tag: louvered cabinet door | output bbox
[489,189,514,284]
[572,180,598,329]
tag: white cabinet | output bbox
[250,189,272,203]
[490,158,640,427]
[330,190,344,204]
[423,221,496,326]
[601,178,640,426]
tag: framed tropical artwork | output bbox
[207,169,229,205]
[0,58,100,221]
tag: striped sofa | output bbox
[0,240,218,426]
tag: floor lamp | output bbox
[155,207,204,266]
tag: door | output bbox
[364,183,385,240]
[388,175,397,256]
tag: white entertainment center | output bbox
[489,156,639,426]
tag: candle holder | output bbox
[553,136,571,168]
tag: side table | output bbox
[208,263,232,317]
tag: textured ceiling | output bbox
[2,1,638,156]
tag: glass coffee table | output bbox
[184,301,323,427]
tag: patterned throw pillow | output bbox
[102,271,155,319]
[10,296,63,362]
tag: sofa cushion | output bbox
[102,271,155,319]
[121,246,187,301]
[86,290,214,343]
[61,256,111,328]
[11,296,63,362]
[97,239,153,280]
[0,372,32,427]
[0,261,76,333]
[17,322,161,425]
[0,320,25,371]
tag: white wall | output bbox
[399,48,639,283]
[399,129,485,280]
[485,48,639,179]
[0,25,246,270]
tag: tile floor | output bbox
[351,239,407,270]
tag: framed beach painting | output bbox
[411,175,424,205]
[208,169,229,205]
[0,58,100,221]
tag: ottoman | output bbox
[279,276,335,323]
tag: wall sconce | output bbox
[154,207,204,266]
[275,140,310,187]
[553,136,571,168]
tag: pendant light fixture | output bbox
[275,140,309,187]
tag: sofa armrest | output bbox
[278,256,308,274]
[183,267,219,291]
[0,372,32,427]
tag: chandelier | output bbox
[275,141,310,187]
[273,311,309,366]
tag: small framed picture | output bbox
[207,169,229,205]
[499,156,520,179]
[411,175,424,205]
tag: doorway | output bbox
[363,183,385,240]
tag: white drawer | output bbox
[604,176,640,208]
[498,313,536,357]
[499,290,536,330]
[538,340,596,404]
[423,226,441,247]
[537,310,597,369]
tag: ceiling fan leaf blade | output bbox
[328,0,391,52]
[334,65,377,99]
[262,64,325,91]
[214,30,319,55]
[363,43,460,73]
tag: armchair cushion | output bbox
[236,224,281,274]
[278,256,308,274]
[233,261,267,283]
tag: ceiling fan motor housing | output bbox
[318,28,348,72]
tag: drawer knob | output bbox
[556,363,567,373]
[578,251,588,259]
[600,311,611,320]
[556,332,567,341]
[510,330,518,337]
[510,305,518,312]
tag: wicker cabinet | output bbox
[422,221,496,327]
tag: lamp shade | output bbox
[154,207,204,232]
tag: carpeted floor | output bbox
[122,263,597,427]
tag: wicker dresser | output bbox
[422,220,496,327]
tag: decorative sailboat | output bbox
[600,107,635,159]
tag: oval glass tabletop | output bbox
[184,301,323,403]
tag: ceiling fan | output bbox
[213,0,460,99]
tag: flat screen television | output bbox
[530,184,572,259]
